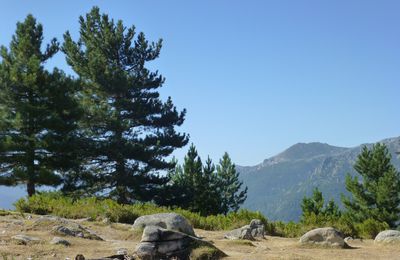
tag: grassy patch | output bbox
[0,210,11,216]
[14,192,271,232]
[190,246,225,260]
[225,239,255,247]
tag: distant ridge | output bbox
[238,136,400,221]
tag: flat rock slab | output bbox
[11,234,41,245]
[375,230,400,243]
[52,224,103,240]
[300,227,345,248]
[132,213,195,236]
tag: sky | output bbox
[0,0,399,166]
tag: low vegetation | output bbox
[15,192,270,232]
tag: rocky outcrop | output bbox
[224,219,265,240]
[135,225,226,260]
[375,230,400,243]
[299,227,345,247]
[132,213,195,236]
[51,223,103,240]
[11,234,41,245]
[32,215,103,240]
[249,219,265,238]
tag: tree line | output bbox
[300,143,400,237]
[0,7,247,216]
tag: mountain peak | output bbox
[261,142,348,166]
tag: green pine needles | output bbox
[342,143,400,228]
[0,15,82,196]
[0,7,188,204]
[166,144,248,216]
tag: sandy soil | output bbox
[0,213,399,260]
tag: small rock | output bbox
[224,219,265,241]
[116,248,128,255]
[102,217,111,225]
[224,226,254,240]
[344,236,353,243]
[75,255,85,260]
[50,237,71,246]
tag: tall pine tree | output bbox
[62,7,188,203]
[167,145,222,216]
[342,143,400,227]
[216,152,248,214]
[0,15,82,196]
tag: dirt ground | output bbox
[0,212,399,260]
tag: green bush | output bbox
[14,192,270,231]
[355,218,389,239]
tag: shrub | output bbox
[14,192,270,231]
[355,218,389,239]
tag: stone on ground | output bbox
[132,212,195,236]
[374,230,400,243]
[11,234,41,245]
[299,227,345,248]
[135,225,226,260]
[50,236,71,246]
[224,218,265,240]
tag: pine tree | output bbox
[169,144,202,211]
[301,188,324,218]
[216,152,248,214]
[301,187,341,222]
[342,143,400,227]
[201,157,222,215]
[167,145,221,215]
[0,15,82,196]
[62,7,188,203]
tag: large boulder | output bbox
[375,230,400,244]
[249,219,265,238]
[132,213,195,236]
[299,227,345,248]
[224,219,265,240]
[135,226,226,260]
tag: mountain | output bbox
[237,137,400,222]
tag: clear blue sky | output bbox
[1,1,399,166]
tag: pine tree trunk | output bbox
[27,91,36,197]
[27,179,35,197]
[115,121,127,204]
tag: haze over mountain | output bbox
[237,136,400,222]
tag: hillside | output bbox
[1,212,400,259]
[238,137,400,222]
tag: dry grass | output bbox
[1,214,400,260]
